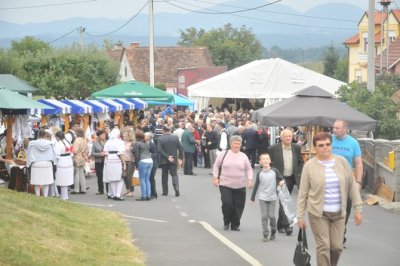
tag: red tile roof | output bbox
[344,33,359,45]
[124,45,214,84]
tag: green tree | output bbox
[10,36,50,56]
[323,45,339,77]
[178,24,262,69]
[336,74,400,139]
[21,45,119,99]
[0,49,21,75]
[333,58,348,82]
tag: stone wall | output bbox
[358,138,400,201]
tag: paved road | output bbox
[71,167,400,266]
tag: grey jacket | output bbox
[91,140,105,163]
[133,141,152,165]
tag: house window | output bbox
[362,32,368,53]
[355,69,362,82]
[125,66,127,77]
[389,30,396,43]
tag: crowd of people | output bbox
[0,102,364,265]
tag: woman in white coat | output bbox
[54,131,74,200]
[103,128,126,201]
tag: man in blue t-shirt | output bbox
[332,119,363,248]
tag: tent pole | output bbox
[5,116,15,160]
[83,114,89,131]
[64,114,70,133]
[41,115,47,126]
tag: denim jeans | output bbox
[138,160,153,198]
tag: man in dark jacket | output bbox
[268,128,304,235]
[242,121,259,168]
[157,126,183,197]
[181,122,196,175]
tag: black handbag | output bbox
[293,229,311,266]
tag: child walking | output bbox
[250,153,285,242]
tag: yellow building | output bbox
[344,10,400,82]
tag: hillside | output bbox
[0,188,144,266]
[0,2,364,49]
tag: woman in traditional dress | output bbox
[54,131,74,200]
[27,129,57,197]
[103,128,126,200]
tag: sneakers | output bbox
[263,236,270,242]
[270,230,277,241]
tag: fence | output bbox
[358,138,400,201]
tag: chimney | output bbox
[130,42,140,48]
[113,41,122,49]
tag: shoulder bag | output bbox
[293,229,311,266]
[217,149,229,179]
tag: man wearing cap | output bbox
[157,126,183,197]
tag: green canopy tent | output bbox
[91,80,174,102]
[0,74,38,95]
[0,88,53,159]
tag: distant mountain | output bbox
[0,2,364,49]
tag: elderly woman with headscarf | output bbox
[103,128,126,201]
[27,129,57,197]
[54,130,74,200]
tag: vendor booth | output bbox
[188,58,346,111]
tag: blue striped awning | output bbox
[62,100,93,114]
[126,98,147,109]
[83,99,109,113]
[37,99,72,115]
[112,99,135,110]
[98,99,123,112]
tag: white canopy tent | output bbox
[187,58,347,111]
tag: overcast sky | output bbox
[0,0,370,24]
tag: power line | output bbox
[47,28,77,45]
[85,2,148,37]
[164,0,283,15]
[165,0,357,31]
[0,0,97,10]
[179,0,358,23]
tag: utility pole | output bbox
[149,0,155,87]
[380,0,392,72]
[78,26,85,50]
[367,0,375,92]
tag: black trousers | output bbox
[161,164,179,195]
[245,148,257,168]
[95,162,104,193]
[203,147,211,168]
[184,152,194,174]
[150,159,158,197]
[219,185,246,229]
[277,175,295,230]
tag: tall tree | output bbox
[21,45,119,99]
[11,36,50,56]
[336,74,400,139]
[178,24,262,69]
[323,45,339,77]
